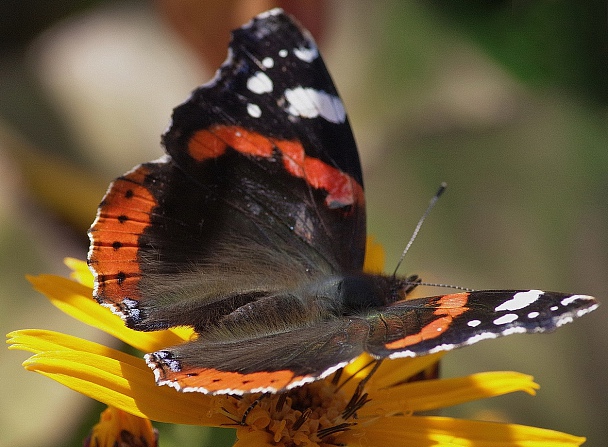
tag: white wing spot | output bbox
[577,303,599,317]
[561,294,594,307]
[284,87,346,123]
[464,332,498,345]
[527,311,540,319]
[467,319,482,328]
[279,49,288,58]
[500,326,528,336]
[247,71,273,94]
[294,45,319,62]
[262,57,274,68]
[388,350,417,359]
[255,8,283,20]
[247,103,262,118]
[550,305,559,311]
[429,343,455,353]
[495,290,543,312]
[493,313,519,325]
[556,316,574,327]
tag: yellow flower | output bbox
[7,240,586,446]
[84,406,158,447]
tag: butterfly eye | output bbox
[387,275,421,304]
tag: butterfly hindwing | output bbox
[147,317,370,394]
[146,289,597,394]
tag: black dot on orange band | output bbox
[118,215,128,223]
[116,271,126,285]
[112,241,123,250]
[125,189,134,199]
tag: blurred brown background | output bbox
[1,1,606,446]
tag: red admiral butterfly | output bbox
[88,9,598,395]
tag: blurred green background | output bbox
[1,1,606,446]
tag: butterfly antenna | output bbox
[392,182,447,277]
[413,281,473,292]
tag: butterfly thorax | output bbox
[325,274,416,312]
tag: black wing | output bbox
[88,9,365,331]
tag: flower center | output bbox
[212,377,366,446]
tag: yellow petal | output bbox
[341,353,377,382]
[64,257,95,288]
[363,236,385,273]
[234,428,275,447]
[8,329,142,366]
[10,329,226,426]
[26,274,192,352]
[370,353,444,390]
[338,415,586,446]
[338,353,443,398]
[362,371,539,415]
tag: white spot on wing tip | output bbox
[257,8,283,19]
[294,46,319,63]
[495,290,544,312]
[561,294,596,307]
[284,87,346,123]
[575,303,599,318]
[467,319,481,328]
[262,57,274,68]
[493,313,519,325]
[555,316,574,327]
[244,8,284,28]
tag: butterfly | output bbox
[88,8,598,394]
